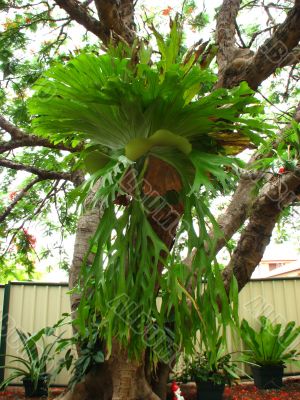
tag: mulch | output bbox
[1,379,300,399]
[172,378,300,400]
[0,387,64,399]
[224,378,300,400]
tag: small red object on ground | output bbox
[171,381,185,400]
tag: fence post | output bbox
[0,283,11,386]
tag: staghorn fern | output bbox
[28,27,272,362]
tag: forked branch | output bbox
[53,0,106,40]
[219,0,300,89]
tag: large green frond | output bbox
[29,49,272,161]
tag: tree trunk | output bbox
[59,347,161,400]
[150,362,172,400]
[104,157,183,399]
[63,157,183,399]
[69,184,103,315]
[108,343,160,400]
[58,363,112,400]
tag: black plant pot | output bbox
[23,374,49,397]
[196,380,225,400]
[251,365,284,389]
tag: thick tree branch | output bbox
[0,158,73,181]
[216,0,242,73]
[53,0,106,41]
[54,0,135,45]
[0,115,24,139]
[0,137,79,154]
[0,114,81,153]
[214,171,259,251]
[0,177,42,223]
[219,0,300,89]
[223,168,300,291]
[93,0,135,45]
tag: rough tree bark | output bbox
[53,0,106,41]
[60,188,114,400]
[216,0,243,75]
[108,343,160,400]
[216,0,300,89]
[93,0,135,45]
[54,0,135,45]
[223,169,300,291]
[69,186,103,314]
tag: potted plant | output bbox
[241,316,300,389]
[169,267,241,400]
[0,327,61,397]
[178,339,239,400]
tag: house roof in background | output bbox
[261,244,299,261]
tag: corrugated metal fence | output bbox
[227,279,300,376]
[0,279,300,386]
[0,283,73,386]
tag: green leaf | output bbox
[93,351,104,363]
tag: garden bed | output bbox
[170,378,300,400]
[0,387,64,399]
[224,378,300,399]
[1,380,300,399]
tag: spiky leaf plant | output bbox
[241,316,300,366]
[28,21,272,363]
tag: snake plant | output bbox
[0,328,60,390]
